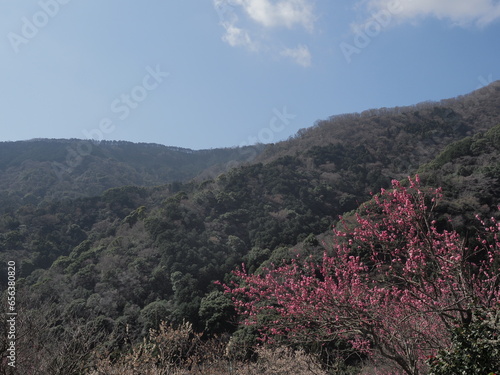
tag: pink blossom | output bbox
[223,176,500,375]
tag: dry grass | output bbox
[86,321,327,375]
[87,347,327,375]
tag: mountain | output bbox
[0,82,499,374]
[257,80,500,167]
[1,81,499,211]
[0,139,264,212]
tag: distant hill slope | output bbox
[257,81,500,173]
[1,81,498,215]
[0,139,263,211]
[418,122,500,230]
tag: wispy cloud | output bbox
[214,0,315,66]
[281,44,311,67]
[221,22,257,50]
[365,0,500,27]
[238,0,315,31]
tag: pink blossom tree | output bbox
[223,176,500,375]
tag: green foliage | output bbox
[422,123,500,172]
[426,137,474,169]
[485,123,500,147]
[123,206,146,227]
[416,123,500,236]
[139,300,173,334]
[198,290,236,334]
[428,308,500,375]
[225,325,259,361]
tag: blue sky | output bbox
[0,0,499,150]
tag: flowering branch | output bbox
[223,176,500,375]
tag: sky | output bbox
[0,0,499,150]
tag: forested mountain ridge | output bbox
[0,81,498,213]
[1,82,499,374]
[0,139,264,213]
[257,81,500,169]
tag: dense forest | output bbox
[0,82,499,374]
[0,140,264,212]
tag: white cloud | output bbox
[365,0,500,27]
[213,0,315,66]
[221,22,257,50]
[281,44,312,67]
[237,0,315,31]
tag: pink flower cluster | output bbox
[223,176,500,375]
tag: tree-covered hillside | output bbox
[257,81,500,169]
[0,139,264,212]
[0,82,499,374]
